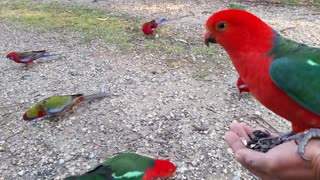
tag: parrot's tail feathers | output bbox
[83,92,110,101]
[157,18,167,26]
[229,4,246,10]
[40,54,62,58]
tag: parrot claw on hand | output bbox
[246,129,320,161]
[283,128,320,160]
[247,130,295,153]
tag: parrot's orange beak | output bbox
[203,30,216,47]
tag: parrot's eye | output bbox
[216,22,227,31]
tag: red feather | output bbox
[142,20,158,35]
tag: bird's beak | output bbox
[203,30,216,47]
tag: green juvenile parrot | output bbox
[23,92,109,120]
[65,152,176,180]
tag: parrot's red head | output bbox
[145,159,176,179]
[23,110,46,121]
[142,20,158,35]
[22,113,28,120]
[6,52,18,61]
[204,9,273,55]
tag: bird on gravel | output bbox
[65,152,176,180]
[142,18,167,35]
[6,50,60,67]
[23,92,109,121]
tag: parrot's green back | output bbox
[64,153,155,180]
[269,32,320,115]
[42,94,82,115]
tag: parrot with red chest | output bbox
[142,18,167,35]
[6,50,60,67]
[65,152,176,180]
[204,9,320,160]
[23,92,109,121]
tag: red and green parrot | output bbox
[204,9,320,160]
[142,18,167,35]
[65,152,176,180]
[6,50,60,67]
[23,92,109,120]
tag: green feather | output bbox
[39,94,82,115]
[25,102,44,118]
[269,32,320,115]
[64,153,155,180]
[229,4,246,10]
[103,153,154,178]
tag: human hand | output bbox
[225,122,320,180]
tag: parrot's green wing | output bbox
[64,153,154,180]
[270,32,320,115]
[42,94,82,115]
[103,153,154,179]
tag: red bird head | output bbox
[142,20,158,35]
[6,52,18,61]
[22,113,28,120]
[145,159,176,179]
[203,9,273,54]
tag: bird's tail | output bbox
[83,92,110,101]
[229,4,246,10]
[40,54,62,58]
[156,18,167,26]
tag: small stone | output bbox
[232,175,241,180]
[18,170,25,176]
[191,161,197,166]
[59,159,65,165]
[178,166,188,173]
[255,111,262,116]
[223,169,228,174]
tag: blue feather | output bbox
[156,18,167,26]
[40,54,61,58]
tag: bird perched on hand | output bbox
[65,152,176,180]
[23,92,109,121]
[204,9,320,160]
[6,50,60,67]
[142,18,167,35]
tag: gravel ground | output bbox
[0,0,319,179]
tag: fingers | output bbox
[225,131,246,152]
[230,121,251,140]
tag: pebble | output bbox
[18,170,25,176]
[59,159,65,165]
[255,111,262,116]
